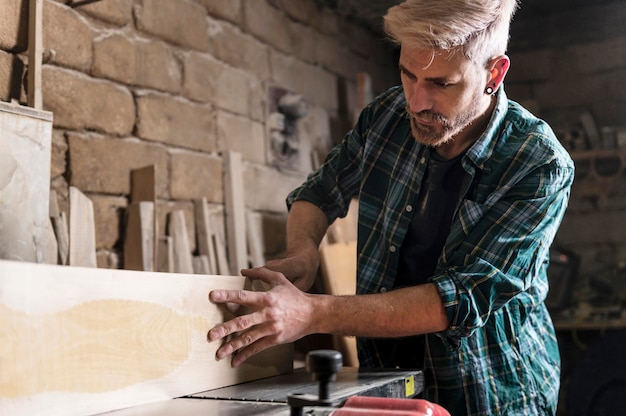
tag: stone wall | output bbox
[0,0,398,267]
[507,1,626,282]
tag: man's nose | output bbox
[407,84,434,114]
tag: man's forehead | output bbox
[399,46,471,74]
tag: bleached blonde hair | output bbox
[383,0,519,65]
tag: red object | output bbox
[330,396,451,416]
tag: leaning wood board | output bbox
[0,260,293,416]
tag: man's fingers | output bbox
[229,336,279,368]
[207,311,263,342]
[241,267,289,286]
[209,288,261,306]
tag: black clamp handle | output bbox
[288,349,343,416]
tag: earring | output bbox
[485,86,494,95]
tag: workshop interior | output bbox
[0,0,625,415]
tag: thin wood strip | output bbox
[223,151,248,274]
[68,186,97,268]
[27,0,43,109]
[194,198,217,275]
[168,210,194,274]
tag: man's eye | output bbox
[436,82,451,88]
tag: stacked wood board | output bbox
[0,260,293,416]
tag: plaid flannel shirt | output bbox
[287,86,574,415]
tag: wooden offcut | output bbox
[27,0,43,109]
[124,202,155,271]
[69,186,97,268]
[0,259,293,416]
[223,151,248,273]
[168,210,194,274]
[194,198,217,275]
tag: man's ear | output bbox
[486,55,510,92]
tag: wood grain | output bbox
[0,260,293,416]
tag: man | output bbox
[208,0,574,414]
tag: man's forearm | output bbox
[309,283,449,338]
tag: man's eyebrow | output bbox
[399,63,453,83]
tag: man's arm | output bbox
[262,200,328,291]
[208,268,449,367]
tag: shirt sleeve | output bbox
[432,145,575,345]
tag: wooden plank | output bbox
[0,259,293,416]
[223,151,248,274]
[69,186,97,268]
[27,0,43,109]
[124,202,154,271]
[130,165,156,204]
[319,241,359,367]
[168,210,194,274]
[49,190,69,265]
[192,255,210,275]
[213,223,231,276]
[326,198,359,244]
[156,236,173,273]
[42,217,58,264]
[246,210,265,268]
[130,165,157,270]
[194,198,217,275]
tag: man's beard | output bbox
[406,102,481,147]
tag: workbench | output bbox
[101,367,425,415]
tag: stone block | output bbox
[278,0,318,24]
[135,0,209,51]
[0,51,13,102]
[43,1,94,71]
[243,0,292,54]
[206,16,270,81]
[91,195,127,249]
[313,32,353,79]
[67,133,169,197]
[340,21,373,58]
[0,0,27,51]
[291,23,317,65]
[93,34,181,93]
[77,0,133,26]
[50,129,67,179]
[243,164,306,213]
[136,92,216,152]
[270,51,338,111]
[43,66,135,136]
[198,0,242,25]
[170,151,222,202]
[312,7,339,36]
[183,52,255,116]
[216,111,266,164]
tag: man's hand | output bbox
[207,267,316,367]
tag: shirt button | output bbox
[406,205,413,212]
[380,287,387,293]
[420,157,426,164]
[389,245,396,253]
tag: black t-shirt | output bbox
[395,151,466,288]
[386,151,465,369]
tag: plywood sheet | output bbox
[0,260,293,416]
